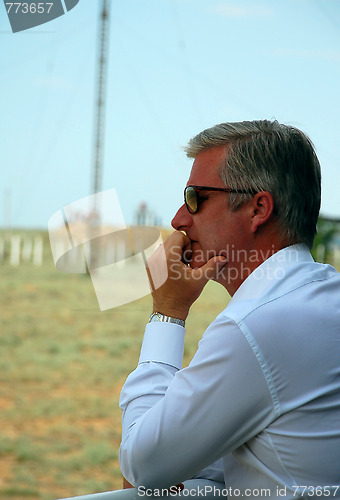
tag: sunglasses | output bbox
[184,185,256,214]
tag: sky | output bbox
[1,0,340,230]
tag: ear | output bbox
[250,191,275,233]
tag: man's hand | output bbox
[146,231,227,320]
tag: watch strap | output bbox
[148,312,185,328]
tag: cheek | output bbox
[195,215,230,254]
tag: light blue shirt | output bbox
[119,245,340,499]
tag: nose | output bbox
[171,203,193,231]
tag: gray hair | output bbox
[185,120,321,248]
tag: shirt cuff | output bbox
[138,322,185,370]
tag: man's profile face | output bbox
[171,146,252,285]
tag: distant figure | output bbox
[136,202,147,225]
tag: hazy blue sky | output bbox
[1,0,340,229]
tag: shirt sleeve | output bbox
[119,316,278,489]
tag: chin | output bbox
[189,246,210,267]
[190,253,208,269]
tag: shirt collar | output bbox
[228,244,313,306]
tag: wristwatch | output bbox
[148,312,185,328]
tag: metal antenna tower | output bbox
[92,0,111,198]
[89,0,111,270]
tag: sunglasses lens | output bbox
[185,187,198,213]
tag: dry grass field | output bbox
[0,230,229,500]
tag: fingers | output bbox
[164,231,191,260]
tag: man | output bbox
[119,120,340,498]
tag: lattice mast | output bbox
[89,0,111,270]
[92,0,111,198]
